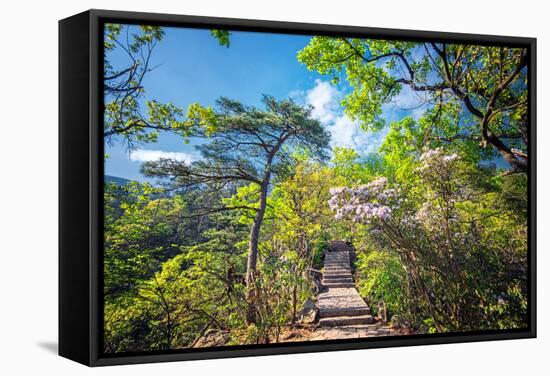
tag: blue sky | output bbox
[105,25,424,181]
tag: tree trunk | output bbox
[245,178,270,323]
[485,129,528,173]
[292,285,298,324]
[405,252,445,333]
[245,133,291,323]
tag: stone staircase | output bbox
[318,241,374,327]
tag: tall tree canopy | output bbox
[142,96,330,322]
[298,38,528,172]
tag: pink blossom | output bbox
[328,177,398,223]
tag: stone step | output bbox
[325,257,349,264]
[323,274,353,282]
[324,276,352,281]
[319,314,374,327]
[319,306,371,318]
[325,254,349,258]
[324,270,351,273]
[325,263,350,266]
[329,254,350,257]
[324,270,351,275]
[323,282,356,288]
[325,264,350,268]
[323,276,353,280]
[328,241,353,251]
[323,274,353,280]
[324,265,350,268]
[323,278,354,285]
[324,259,350,262]
[324,264,350,268]
[324,263,350,268]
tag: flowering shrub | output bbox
[414,148,462,230]
[328,148,527,333]
[328,177,397,222]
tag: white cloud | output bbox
[306,80,339,124]
[288,89,306,102]
[129,149,197,163]
[303,79,384,154]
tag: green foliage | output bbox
[103,24,231,148]
[355,246,408,318]
[331,147,384,184]
[103,24,169,147]
[298,37,528,172]
[104,181,182,297]
[211,29,231,47]
[104,203,250,352]
[247,255,301,343]
[185,103,218,135]
[330,148,528,332]
[298,38,417,131]
[103,34,529,352]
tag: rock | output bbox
[193,329,229,348]
[308,268,323,294]
[299,298,319,324]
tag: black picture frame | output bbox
[59,8,537,367]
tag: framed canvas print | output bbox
[59,9,536,366]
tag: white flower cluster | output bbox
[328,177,396,223]
[417,148,459,174]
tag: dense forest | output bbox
[103,24,528,352]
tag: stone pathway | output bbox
[318,241,374,327]
[313,240,395,338]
